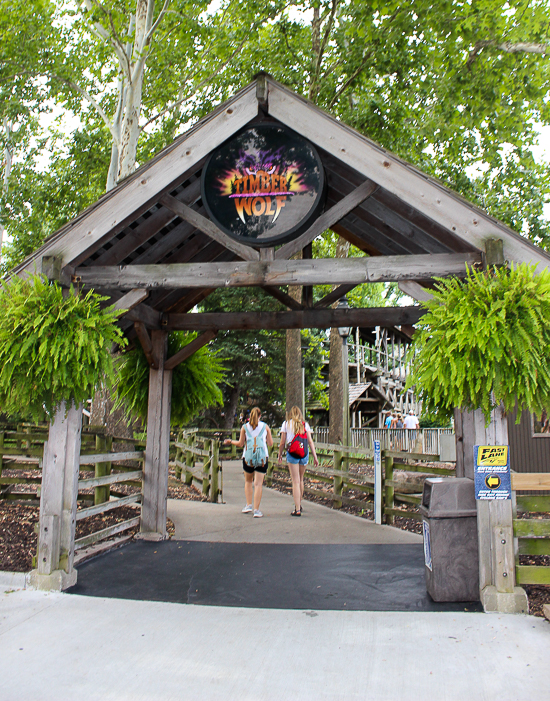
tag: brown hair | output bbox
[288,405,305,436]
[249,407,261,430]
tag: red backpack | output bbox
[288,422,308,459]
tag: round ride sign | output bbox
[201,124,325,247]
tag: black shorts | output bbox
[242,458,268,474]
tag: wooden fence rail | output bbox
[173,431,222,503]
[264,441,452,522]
[513,473,550,586]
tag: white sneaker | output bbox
[242,504,253,513]
[253,509,263,518]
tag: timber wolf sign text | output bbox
[201,125,325,246]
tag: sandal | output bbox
[291,508,301,517]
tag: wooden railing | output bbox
[265,442,453,522]
[512,472,550,586]
[173,431,221,503]
[312,427,453,455]
[0,424,146,559]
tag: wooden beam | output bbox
[159,194,260,262]
[142,330,172,538]
[275,180,378,260]
[17,84,259,273]
[165,330,217,370]
[112,289,149,314]
[267,79,550,270]
[166,306,424,331]
[123,303,161,329]
[76,252,481,290]
[134,322,157,368]
[262,286,305,310]
[398,280,434,303]
[93,178,202,266]
[314,284,358,309]
[302,242,313,307]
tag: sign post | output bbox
[374,440,382,525]
[474,443,528,614]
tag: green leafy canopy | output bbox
[0,275,126,421]
[115,331,225,426]
[407,263,550,423]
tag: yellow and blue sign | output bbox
[474,445,511,500]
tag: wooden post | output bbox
[457,404,528,613]
[231,429,237,458]
[30,401,82,591]
[384,452,394,525]
[94,434,112,505]
[202,439,211,497]
[333,449,343,508]
[141,330,173,540]
[184,434,194,485]
[210,440,219,503]
[174,433,182,480]
[266,445,275,486]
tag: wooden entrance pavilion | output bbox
[14,75,550,605]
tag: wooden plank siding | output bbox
[508,408,550,494]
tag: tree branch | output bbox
[145,0,171,44]
[81,0,132,79]
[139,35,248,131]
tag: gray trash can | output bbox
[419,477,479,602]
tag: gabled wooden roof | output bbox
[13,75,550,335]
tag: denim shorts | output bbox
[286,451,309,465]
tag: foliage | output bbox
[407,263,550,423]
[0,275,125,421]
[115,332,225,425]
[198,287,324,426]
[4,1,550,269]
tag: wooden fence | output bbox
[265,441,453,522]
[0,425,146,560]
[512,472,550,586]
[174,430,221,503]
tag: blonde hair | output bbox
[249,407,261,430]
[288,406,305,436]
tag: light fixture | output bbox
[336,296,350,338]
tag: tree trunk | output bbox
[224,382,240,429]
[328,328,344,444]
[286,253,303,414]
[328,236,350,444]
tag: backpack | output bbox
[287,422,308,459]
[243,423,268,468]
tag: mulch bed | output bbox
[268,467,550,617]
[0,464,203,573]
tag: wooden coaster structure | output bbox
[12,75,550,610]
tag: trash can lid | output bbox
[419,477,477,518]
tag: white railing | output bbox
[312,427,453,455]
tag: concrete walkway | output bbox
[0,589,549,701]
[1,461,548,700]
[168,459,422,544]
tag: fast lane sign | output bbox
[474,445,511,500]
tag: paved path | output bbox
[168,459,422,544]
[0,589,549,701]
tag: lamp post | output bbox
[337,296,351,449]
